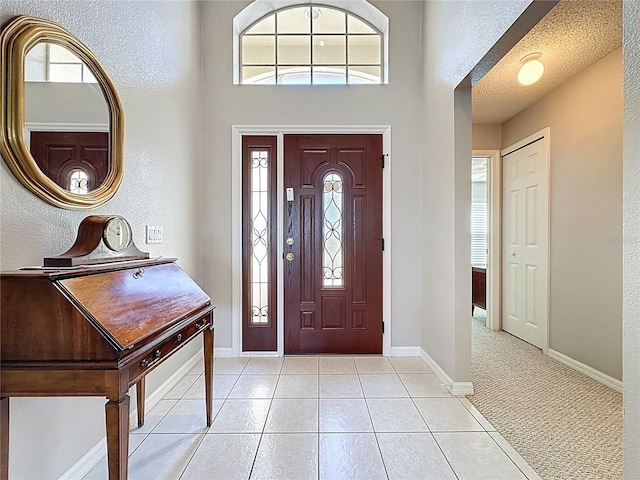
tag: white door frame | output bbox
[231,125,392,357]
[500,127,551,353]
[472,150,501,331]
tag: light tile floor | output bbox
[84,356,541,480]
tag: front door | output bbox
[284,134,383,354]
[29,131,109,191]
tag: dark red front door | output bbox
[284,134,383,354]
[29,131,109,190]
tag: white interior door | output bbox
[502,136,548,349]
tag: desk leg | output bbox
[136,379,146,427]
[106,395,130,480]
[1,398,8,480]
[204,327,214,426]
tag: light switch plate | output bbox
[146,225,163,244]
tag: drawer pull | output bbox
[132,268,145,279]
[140,350,162,369]
[196,320,207,330]
[177,333,183,342]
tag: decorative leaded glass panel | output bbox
[250,150,270,324]
[68,169,89,194]
[322,172,344,287]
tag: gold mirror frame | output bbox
[0,16,124,210]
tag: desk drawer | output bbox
[129,315,212,382]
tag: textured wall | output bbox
[472,124,502,151]
[502,48,623,380]
[0,1,203,477]
[201,0,424,351]
[623,0,640,476]
[421,0,532,381]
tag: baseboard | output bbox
[58,439,107,480]
[214,347,237,358]
[419,348,475,396]
[547,349,623,393]
[59,350,203,480]
[389,346,421,356]
[449,381,475,396]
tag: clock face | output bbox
[103,216,132,252]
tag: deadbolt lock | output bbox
[286,237,295,246]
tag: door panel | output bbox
[502,138,548,349]
[29,131,108,190]
[284,134,383,354]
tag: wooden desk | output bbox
[0,258,214,480]
[472,266,487,312]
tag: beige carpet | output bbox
[468,317,622,480]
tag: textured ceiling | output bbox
[472,0,622,125]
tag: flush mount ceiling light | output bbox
[305,7,322,21]
[517,53,544,86]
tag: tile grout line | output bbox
[149,358,243,480]
[247,356,283,479]
[393,357,460,480]
[487,432,538,480]
[430,433,462,480]
[176,432,209,479]
[456,397,493,432]
[358,359,391,479]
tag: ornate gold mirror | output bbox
[0,16,123,209]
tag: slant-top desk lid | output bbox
[0,257,213,363]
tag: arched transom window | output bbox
[239,4,385,85]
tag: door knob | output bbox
[286,252,295,261]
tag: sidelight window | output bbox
[322,172,344,286]
[242,136,277,351]
[249,150,270,324]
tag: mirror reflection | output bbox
[24,42,110,194]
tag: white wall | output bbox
[0,1,203,477]
[421,0,532,382]
[472,123,501,150]
[201,1,424,351]
[25,82,109,125]
[502,48,623,380]
[2,1,638,477]
[423,0,639,476]
[623,0,640,476]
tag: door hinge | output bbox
[382,153,388,168]
[382,321,385,334]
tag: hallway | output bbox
[469,317,622,480]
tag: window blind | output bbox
[471,202,487,267]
